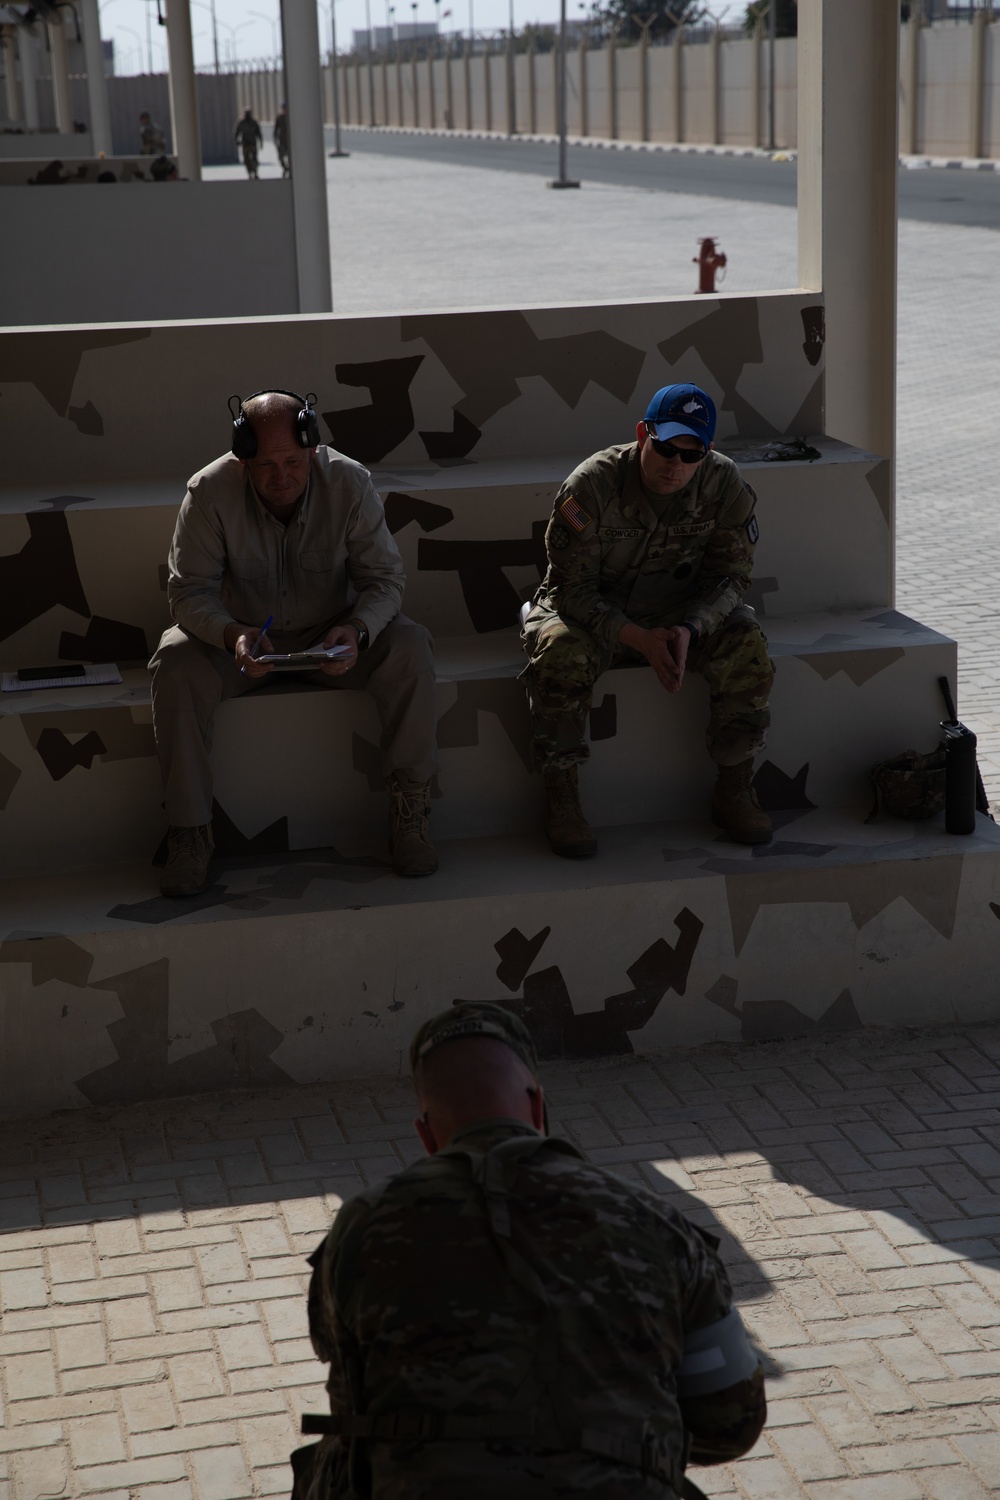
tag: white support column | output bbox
[165,0,202,180]
[78,0,113,156]
[48,15,73,134]
[19,24,40,129]
[3,28,21,123]
[798,0,899,490]
[280,0,333,313]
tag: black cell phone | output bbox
[16,664,87,682]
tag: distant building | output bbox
[352,21,438,51]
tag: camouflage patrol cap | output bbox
[409,1003,539,1077]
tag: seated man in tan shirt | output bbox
[149,389,437,896]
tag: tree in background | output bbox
[586,0,704,44]
[743,0,798,36]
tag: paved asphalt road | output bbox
[336,126,1000,229]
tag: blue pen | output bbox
[241,614,273,675]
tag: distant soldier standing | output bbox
[274,100,290,177]
[523,383,775,857]
[138,110,166,155]
[294,1002,767,1499]
[235,108,263,178]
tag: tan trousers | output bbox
[149,616,437,828]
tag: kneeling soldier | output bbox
[522,383,775,857]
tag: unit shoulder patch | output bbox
[746,515,760,544]
[559,494,594,533]
[549,523,571,552]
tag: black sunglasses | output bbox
[644,425,707,463]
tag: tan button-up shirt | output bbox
[166,446,405,650]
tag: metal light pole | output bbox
[209,0,219,73]
[328,0,349,156]
[548,0,578,186]
[767,0,775,151]
[144,0,153,71]
[507,0,515,135]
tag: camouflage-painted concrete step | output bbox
[0,611,956,877]
[1,807,999,1118]
[0,436,887,672]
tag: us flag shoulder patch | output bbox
[559,494,593,533]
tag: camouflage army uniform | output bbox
[300,1118,765,1499]
[523,442,774,770]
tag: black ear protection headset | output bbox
[228,389,320,460]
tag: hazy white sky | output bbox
[99,0,736,77]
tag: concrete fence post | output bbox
[751,16,762,147]
[483,37,492,131]
[901,13,920,155]
[607,30,617,139]
[552,38,558,134]
[639,27,650,143]
[165,0,202,179]
[709,24,720,144]
[671,24,684,143]
[578,31,588,136]
[528,36,536,134]
[281,0,333,313]
[428,43,436,129]
[47,16,73,134]
[969,3,987,160]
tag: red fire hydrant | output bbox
[694,237,727,294]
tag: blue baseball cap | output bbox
[645,384,716,449]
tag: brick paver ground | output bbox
[2,1024,999,1499]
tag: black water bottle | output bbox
[942,720,977,835]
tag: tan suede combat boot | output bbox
[543,766,598,858]
[388,775,438,877]
[712,761,772,846]
[161,824,215,897]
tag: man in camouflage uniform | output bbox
[235,108,263,178]
[522,383,774,856]
[294,1002,767,1499]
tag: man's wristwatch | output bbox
[348,618,369,651]
[682,619,702,642]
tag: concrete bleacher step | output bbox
[0,610,956,876]
[0,435,887,675]
[1,807,998,1120]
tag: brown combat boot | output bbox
[161,824,214,896]
[543,766,597,858]
[712,761,772,846]
[388,775,438,877]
